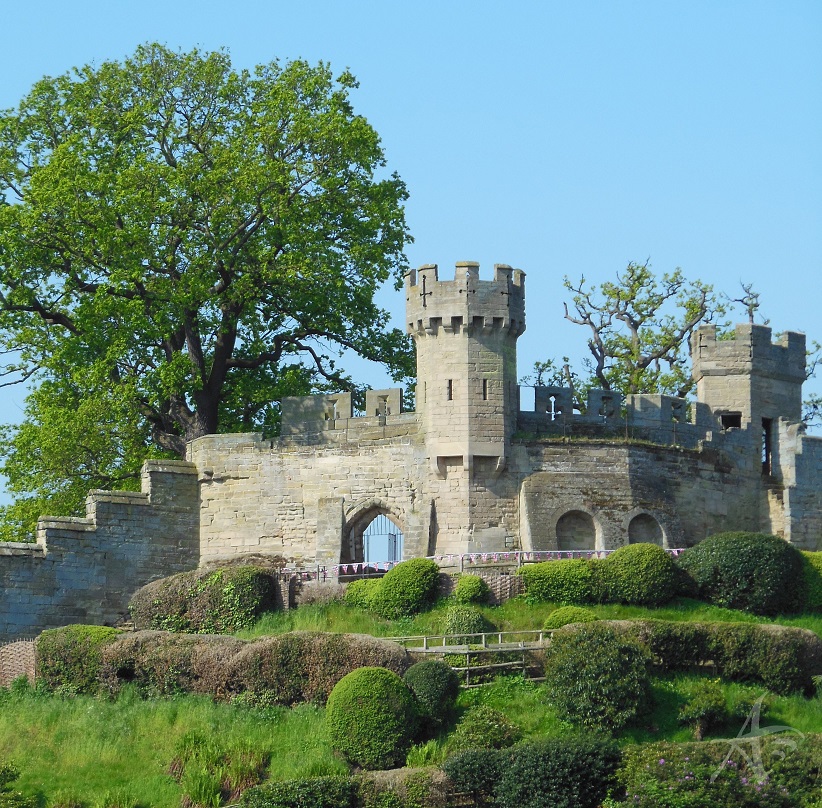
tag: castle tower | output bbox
[691,323,806,428]
[406,262,525,553]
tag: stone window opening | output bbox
[762,418,773,475]
[547,394,561,421]
[482,379,488,400]
[447,379,453,401]
[556,510,596,552]
[720,411,742,430]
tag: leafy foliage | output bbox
[441,748,503,802]
[543,605,598,630]
[238,776,356,808]
[369,559,441,620]
[445,705,522,754]
[0,43,412,535]
[402,660,460,731]
[494,735,621,808]
[36,624,122,694]
[325,667,419,770]
[0,762,36,808]
[342,578,382,610]
[544,624,652,732]
[517,559,596,605]
[801,551,822,612]
[677,678,727,740]
[441,605,495,643]
[453,575,491,605]
[597,543,678,606]
[676,532,807,615]
[129,566,278,634]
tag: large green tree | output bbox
[0,44,413,537]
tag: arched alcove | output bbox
[556,510,596,552]
[343,505,405,565]
[628,513,664,546]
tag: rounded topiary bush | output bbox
[544,623,652,732]
[343,578,382,610]
[675,532,806,615]
[543,606,598,630]
[442,605,495,644]
[446,705,522,754]
[453,574,491,605]
[598,543,678,606]
[369,558,441,619]
[325,667,419,770]
[517,559,595,604]
[403,660,460,730]
[36,625,122,694]
[442,748,502,803]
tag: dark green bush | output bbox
[517,559,595,604]
[403,660,460,730]
[543,605,597,630]
[442,605,495,643]
[0,762,36,808]
[36,625,122,694]
[325,667,419,770]
[446,705,521,754]
[343,578,382,609]
[544,623,652,732]
[441,748,502,802]
[602,619,822,695]
[369,558,441,619]
[617,736,822,808]
[238,776,356,808]
[495,735,620,808]
[129,565,278,633]
[453,575,491,605]
[597,543,678,605]
[802,551,822,612]
[675,532,806,615]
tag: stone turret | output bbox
[406,262,526,474]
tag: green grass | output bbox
[0,684,343,808]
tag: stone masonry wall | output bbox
[0,460,199,641]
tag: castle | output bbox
[2,261,821,639]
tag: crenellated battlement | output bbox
[405,262,525,337]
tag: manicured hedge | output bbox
[369,558,441,619]
[675,532,807,615]
[517,559,595,604]
[403,660,460,730]
[543,605,597,630]
[597,619,822,695]
[129,565,278,633]
[343,578,382,609]
[596,543,678,606]
[453,574,491,605]
[36,625,122,694]
[445,705,521,754]
[325,667,419,770]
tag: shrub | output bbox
[369,559,441,619]
[445,705,521,754]
[296,580,346,606]
[675,532,806,615]
[99,630,245,698]
[494,735,621,808]
[0,762,36,808]
[601,619,822,695]
[403,660,460,730]
[129,565,278,633]
[597,543,677,605]
[517,559,595,604]
[544,623,652,731]
[678,678,727,740]
[442,605,495,644]
[617,736,822,808]
[239,776,356,808]
[453,575,491,605]
[442,748,502,802]
[36,625,122,694]
[342,578,382,609]
[543,605,597,630]
[227,632,411,706]
[802,551,822,612]
[325,667,419,770]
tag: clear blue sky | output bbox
[1,1,820,504]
